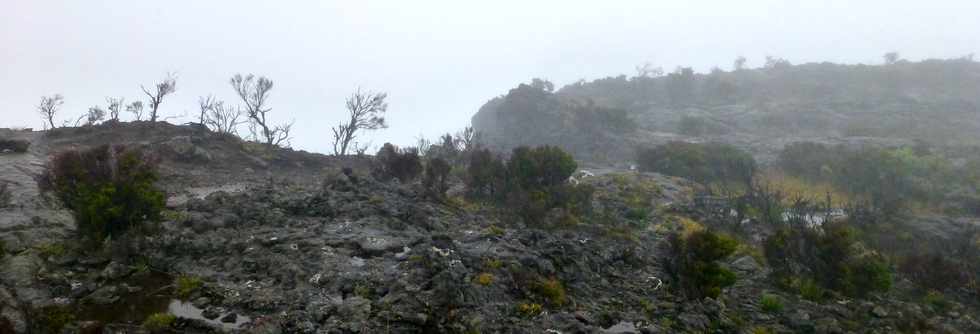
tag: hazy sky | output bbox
[3,0,978,154]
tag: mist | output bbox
[3,0,979,154]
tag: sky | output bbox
[2,0,979,154]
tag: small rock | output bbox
[83,285,119,305]
[192,297,211,309]
[574,311,594,325]
[871,306,889,318]
[100,261,131,280]
[221,313,238,323]
[202,306,222,320]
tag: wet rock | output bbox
[77,321,105,334]
[202,306,222,320]
[83,285,119,305]
[814,317,843,334]
[730,255,761,273]
[788,310,814,332]
[602,321,639,334]
[221,313,238,323]
[100,261,131,280]
[872,306,889,318]
[677,313,709,331]
[192,297,211,309]
[574,310,595,325]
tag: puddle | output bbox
[75,272,173,324]
[74,272,249,331]
[169,300,251,330]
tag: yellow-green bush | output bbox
[533,277,568,306]
[175,275,203,299]
[143,313,175,331]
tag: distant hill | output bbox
[472,57,980,163]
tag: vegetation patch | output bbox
[759,294,783,313]
[174,275,203,299]
[517,302,543,317]
[40,145,165,245]
[533,277,568,306]
[667,229,738,298]
[0,139,30,153]
[474,272,494,286]
[143,313,176,331]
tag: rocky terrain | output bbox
[1,123,979,333]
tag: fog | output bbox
[2,0,978,154]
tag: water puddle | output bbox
[169,300,251,330]
[74,272,250,331]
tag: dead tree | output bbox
[198,95,217,125]
[332,88,388,155]
[140,73,177,122]
[202,100,245,135]
[37,94,64,129]
[126,101,145,121]
[106,97,124,121]
[230,74,291,146]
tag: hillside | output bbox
[1,123,978,333]
[472,58,980,164]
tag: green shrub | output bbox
[506,146,577,191]
[465,148,507,200]
[374,143,423,182]
[423,157,451,199]
[759,294,783,313]
[765,222,893,298]
[668,229,738,298]
[41,145,165,244]
[175,275,203,299]
[143,313,175,331]
[0,139,30,153]
[636,141,756,186]
[32,305,75,333]
[466,146,592,225]
[923,290,950,311]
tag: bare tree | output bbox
[230,73,291,146]
[37,94,64,129]
[332,88,388,155]
[202,99,245,135]
[106,97,124,121]
[140,73,177,122]
[198,95,217,124]
[126,101,145,121]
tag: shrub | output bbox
[764,222,893,298]
[506,146,577,191]
[759,294,784,313]
[143,313,176,331]
[32,305,75,333]
[423,157,451,199]
[533,277,568,307]
[922,290,950,311]
[517,302,543,317]
[474,272,494,286]
[175,275,203,299]
[0,139,30,153]
[466,146,592,225]
[374,143,423,182]
[465,148,507,200]
[41,145,165,244]
[668,229,738,298]
[636,142,755,186]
